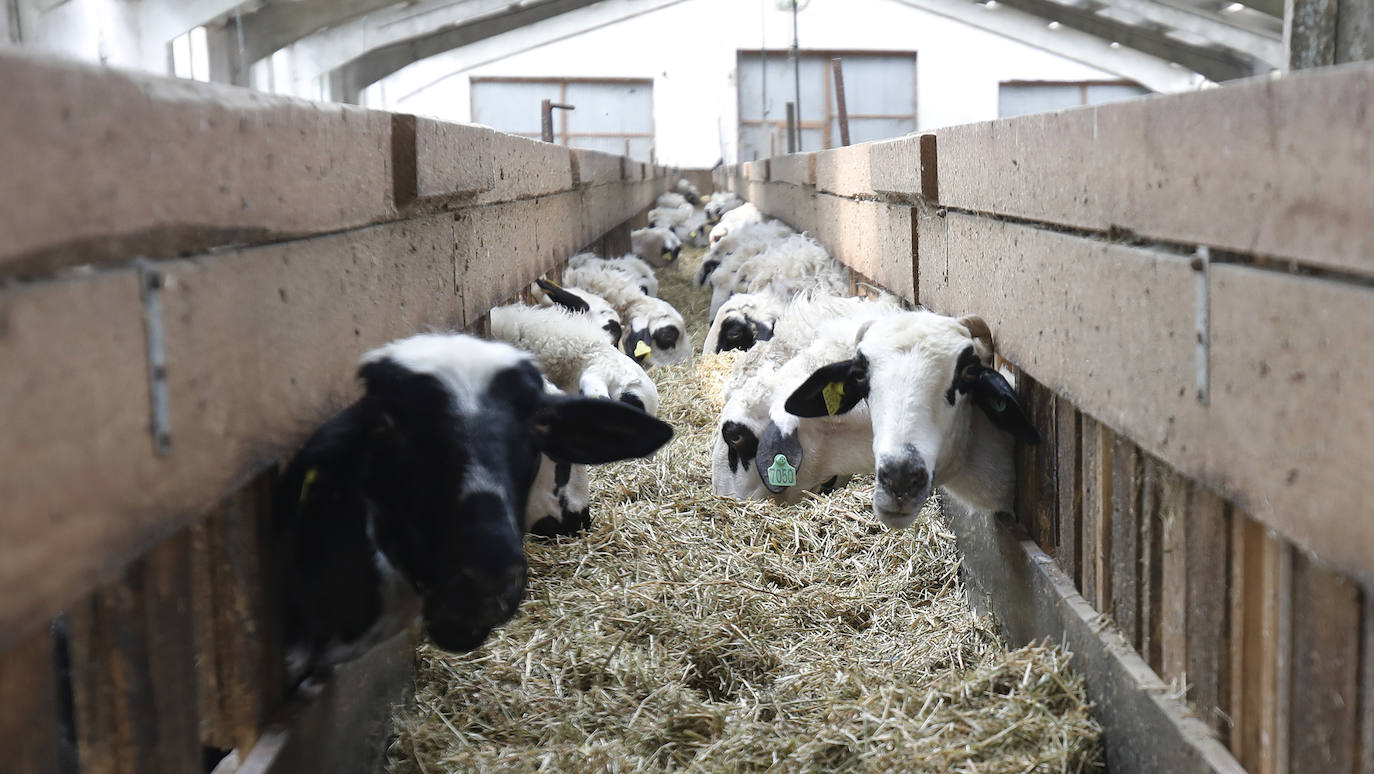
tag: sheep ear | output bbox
[754,421,804,494]
[958,315,995,364]
[536,278,590,314]
[532,395,674,464]
[784,359,868,418]
[964,367,1041,445]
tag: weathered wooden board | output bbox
[0,628,64,774]
[1054,397,1082,589]
[1080,415,1102,607]
[1288,552,1362,773]
[1231,519,1290,774]
[1158,463,1189,687]
[1137,455,1165,674]
[1184,486,1230,737]
[916,212,1374,588]
[945,498,1246,774]
[1093,422,1115,615]
[1361,593,1374,774]
[1110,436,1141,649]
[881,62,1374,278]
[193,470,283,755]
[67,532,201,774]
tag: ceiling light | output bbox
[1047,20,1062,28]
[983,0,999,8]
[1224,2,1245,11]
[1110,41,1121,48]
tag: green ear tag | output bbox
[634,340,652,359]
[822,381,846,416]
[299,467,319,504]
[767,455,797,487]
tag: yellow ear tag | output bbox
[661,250,674,262]
[299,467,319,504]
[822,381,846,416]
[634,340,653,359]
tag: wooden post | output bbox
[831,57,850,147]
[0,628,65,774]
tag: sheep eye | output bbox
[961,364,981,382]
[851,370,867,385]
[991,397,1007,413]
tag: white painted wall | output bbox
[6,0,243,74]
[366,0,1197,166]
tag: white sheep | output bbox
[673,178,702,204]
[531,278,622,347]
[563,263,691,367]
[708,232,847,321]
[525,378,593,537]
[655,191,689,209]
[711,295,903,501]
[784,311,1042,528]
[567,252,660,297]
[489,303,660,416]
[648,202,694,229]
[708,201,762,244]
[694,219,794,287]
[631,226,682,268]
[701,292,784,355]
[704,191,745,224]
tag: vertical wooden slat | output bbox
[1288,553,1361,773]
[1080,415,1100,607]
[1110,437,1141,649]
[1360,592,1373,774]
[1234,519,1292,774]
[1032,382,1057,554]
[1013,368,1037,540]
[1055,397,1081,589]
[193,469,284,756]
[1093,422,1115,614]
[0,627,64,774]
[1185,486,1231,737]
[1158,464,1189,688]
[1139,455,1165,673]
[68,531,201,774]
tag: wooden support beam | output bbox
[1287,552,1362,772]
[1184,487,1230,737]
[1110,436,1142,649]
[1055,397,1082,589]
[0,628,65,774]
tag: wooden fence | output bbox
[0,50,677,774]
[718,60,1374,774]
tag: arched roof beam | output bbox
[1095,0,1283,64]
[236,0,408,64]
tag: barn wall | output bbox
[0,49,675,774]
[722,60,1374,774]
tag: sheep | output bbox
[710,295,903,501]
[276,333,673,684]
[563,263,691,367]
[524,378,594,537]
[674,177,702,204]
[631,226,682,268]
[708,232,847,321]
[568,251,660,297]
[708,201,762,244]
[655,191,689,209]
[676,209,711,248]
[704,191,745,224]
[784,311,1041,529]
[649,202,694,229]
[489,303,660,417]
[695,218,794,287]
[532,278,623,347]
[701,292,784,355]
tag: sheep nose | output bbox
[653,327,680,349]
[877,458,930,501]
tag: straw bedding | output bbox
[386,245,1102,773]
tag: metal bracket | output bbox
[137,259,173,456]
[1192,246,1210,406]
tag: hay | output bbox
[386,249,1102,773]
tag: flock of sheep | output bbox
[275,179,1042,692]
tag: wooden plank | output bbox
[0,182,665,653]
[1360,591,1374,774]
[879,62,1374,278]
[1232,520,1291,774]
[1014,368,1038,539]
[1288,552,1361,772]
[0,50,395,279]
[1094,422,1115,615]
[1158,464,1190,688]
[915,213,1374,590]
[193,470,284,755]
[0,628,65,774]
[1080,414,1101,608]
[1055,397,1082,589]
[944,497,1247,774]
[1031,380,1057,552]
[1139,454,1165,674]
[1185,486,1231,737]
[68,531,201,774]
[1111,436,1142,650]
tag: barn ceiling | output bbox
[228,0,1282,94]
